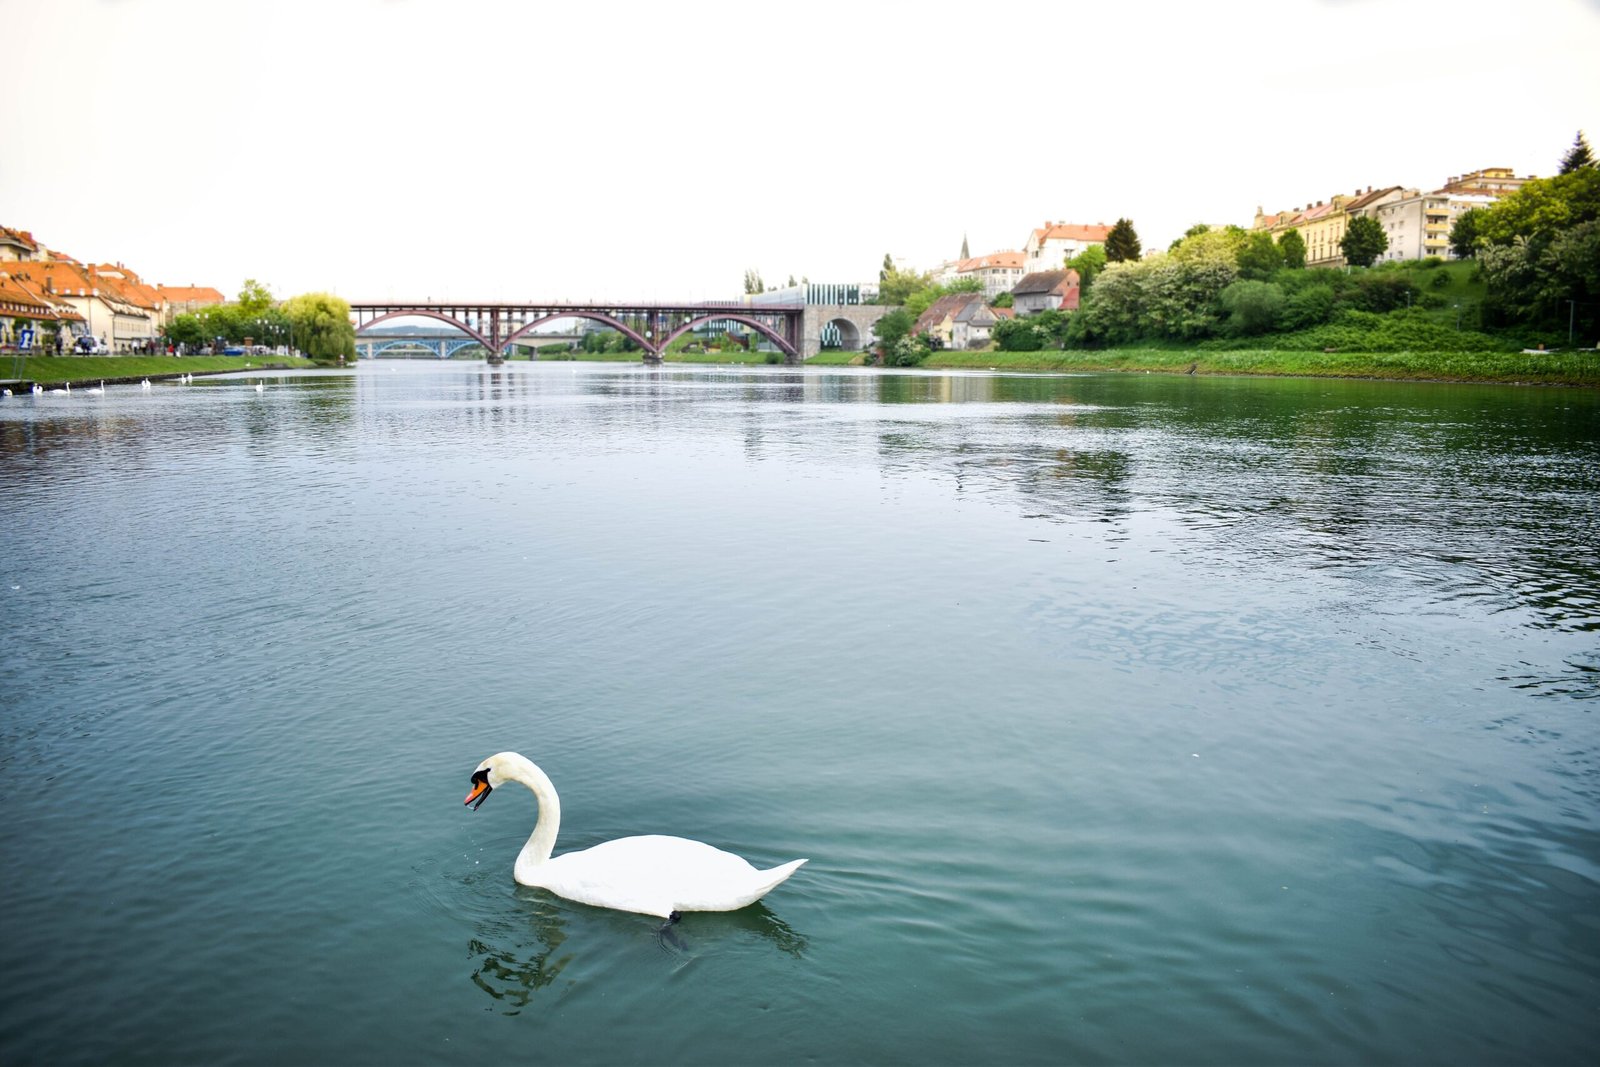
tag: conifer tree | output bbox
[880,253,893,282]
[1104,218,1142,263]
[1559,130,1595,174]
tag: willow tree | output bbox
[282,292,356,363]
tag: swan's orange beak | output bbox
[465,774,492,810]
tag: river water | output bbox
[1,362,1596,1065]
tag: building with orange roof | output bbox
[0,265,85,349]
[1252,186,1406,267]
[0,259,159,351]
[157,284,226,321]
[1,226,43,262]
[1012,270,1082,316]
[1022,222,1112,277]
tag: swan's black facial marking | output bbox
[465,768,493,810]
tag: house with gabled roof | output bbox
[1023,222,1112,276]
[914,292,1003,350]
[1011,270,1081,316]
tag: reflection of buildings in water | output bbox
[466,895,807,1013]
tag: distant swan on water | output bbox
[49,382,69,395]
[254,381,264,392]
[464,751,806,920]
[85,381,105,396]
[31,383,42,394]
[141,378,151,390]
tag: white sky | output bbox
[3,0,1597,303]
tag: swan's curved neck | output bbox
[504,754,561,870]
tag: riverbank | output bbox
[806,347,1600,386]
[6,354,317,388]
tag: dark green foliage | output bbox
[1450,208,1484,258]
[1104,218,1141,263]
[1277,228,1306,269]
[1198,310,1509,353]
[1236,232,1285,280]
[1351,272,1420,313]
[880,254,893,282]
[1430,269,1452,288]
[1219,280,1285,335]
[993,309,1069,351]
[1280,285,1336,331]
[1340,216,1388,268]
[1559,130,1595,174]
[990,292,1014,308]
[872,308,914,347]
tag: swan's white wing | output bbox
[534,835,803,917]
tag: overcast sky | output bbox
[4,0,1597,303]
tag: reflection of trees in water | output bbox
[465,895,807,1014]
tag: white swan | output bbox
[254,381,264,392]
[31,383,42,394]
[85,381,105,396]
[465,751,806,919]
[140,378,151,390]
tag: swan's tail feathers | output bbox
[754,858,808,899]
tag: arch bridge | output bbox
[349,300,808,364]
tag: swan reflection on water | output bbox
[468,890,808,1014]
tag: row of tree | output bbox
[1450,131,1598,341]
[165,280,357,362]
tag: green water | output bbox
[1,363,1596,1064]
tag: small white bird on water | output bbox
[85,381,105,396]
[49,381,69,395]
[140,378,151,390]
[464,751,806,920]
[254,381,264,393]
[31,383,42,395]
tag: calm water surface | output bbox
[1,362,1596,1065]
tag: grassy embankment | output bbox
[11,354,315,386]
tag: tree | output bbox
[282,292,356,363]
[1277,228,1307,269]
[1219,280,1285,335]
[990,291,1014,308]
[1105,218,1142,262]
[880,254,894,282]
[876,265,933,305]
[742,268,765,295]
[237,278,273,316]
[871,308,914,347]
[1340,216,1388,268]
[1449,209,1484,258]
[1236,231,1285,280]
[1066,245,1107,291]
[1169,223,1210,251]
[1559,130,1595,174]
[786,274,797,288]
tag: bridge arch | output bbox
[658,313,798,359]
[502,311,652,355]
[354,310,495,353]
[818,316,863,351]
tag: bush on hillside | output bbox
[1196,310,1511,353]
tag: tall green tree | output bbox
[880,253,894,282]
[1340,216,1388,268]
[1236,231,1285,280]
[1277,228,1307,269]
[1559,130,1595,174]
[282,292,356,363]
[1104,218,1142,263]
[1066,245,1107,291]
[236,279,273,316]
[1449,208,1484,258]
[876,265,932,305]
